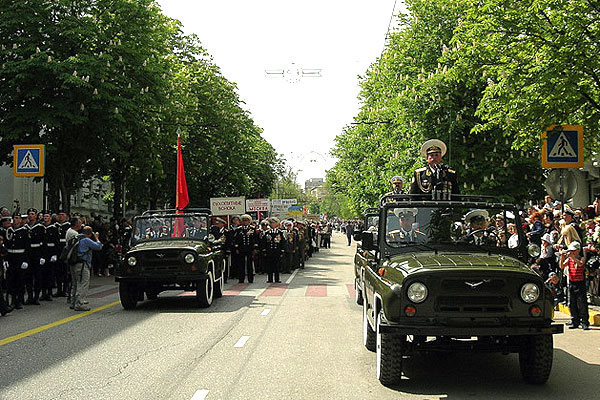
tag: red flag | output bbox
[176,134,189,210]
[174,133,189,237]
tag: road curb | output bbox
[557,302,600,326]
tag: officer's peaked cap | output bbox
[465,209,489,223]
[390,175,404,184]
[420,139,447,157]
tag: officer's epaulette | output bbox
[448,169,456,174]
[415,167,427,172]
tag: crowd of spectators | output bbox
[521,195,600,330]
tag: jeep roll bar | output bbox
[141,208,212,216]
[379,194,503,207]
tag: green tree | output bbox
[454,0,600,152]
[329,0,545,213]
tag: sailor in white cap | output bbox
[410,139,459,195]
[464,209,496,246]
[387,208,425,242]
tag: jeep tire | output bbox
[519,334,553,384]
[214,261,225,298]
[355,278,363,305]
[363,297,376,352]
[376,311,404,386]
[119,282,138,310]
[196,271,214,308]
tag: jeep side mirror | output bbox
[361,231,376,251]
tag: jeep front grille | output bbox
[436,296,510,313]
[137,250,185,271]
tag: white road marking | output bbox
[234,336,250,348]
[286,268,299,284]
[191,389,209,400]
[261,309,271,316]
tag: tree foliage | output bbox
[329,0,559,213]
[0,0,277,215]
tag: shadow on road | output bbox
[384,348,599,399]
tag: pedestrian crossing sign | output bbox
[13,144,45,177]
[542,125,583,168]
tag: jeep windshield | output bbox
[131,214,209,245]
[384,204,524,254]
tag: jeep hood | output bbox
[129,239,208,252]
[385,252,532,275]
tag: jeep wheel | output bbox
[355,278,363,305]
[519,335,553,384]
[363,297,376,352]
[119,282,138,310]
[214,262,225,298]
[196,271,214,308]
[376,311,404,386]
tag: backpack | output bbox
[60,236,82,265]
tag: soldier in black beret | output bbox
[410,139,459,196]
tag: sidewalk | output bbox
[557,302,600,326]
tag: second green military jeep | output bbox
[115,209,226,310]
[354,194,563,386]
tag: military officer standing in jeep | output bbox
[410,139,459,196]
[385,175,405,196]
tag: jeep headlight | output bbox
[127,256,137,266]
[520,283,540,303]
[184,253,195,264]
[527,243,541,258]
[407,282,428,303]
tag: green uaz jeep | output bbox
[354,195,563,386]
[115,209,226,309]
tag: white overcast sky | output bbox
[157,0,403,186]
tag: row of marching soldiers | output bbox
[210,214,320,285]
[0,208,72,315]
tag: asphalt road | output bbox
[0,232,598,400]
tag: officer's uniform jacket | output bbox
[260,228,285,256]
[185,225,206,239]
[232,225,258,253]
[410,165,459,195]
[465,229,497,246]
[27,222,46,259]
[44,222,60,258]
[6,224,30,264]
[145,226,169,239]
[57,221,70,250]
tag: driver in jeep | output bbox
[463,209,497,246]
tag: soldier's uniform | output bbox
[55,215,71,297]
[232,215,258,283]
[26,216,45,305]
[42,216,60,301]
[409,139,460,196]
[260,219,285,283]
[145,225,169,239]
[384,175,405,199]
[282,222,299,273]
[5,217,30,309]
